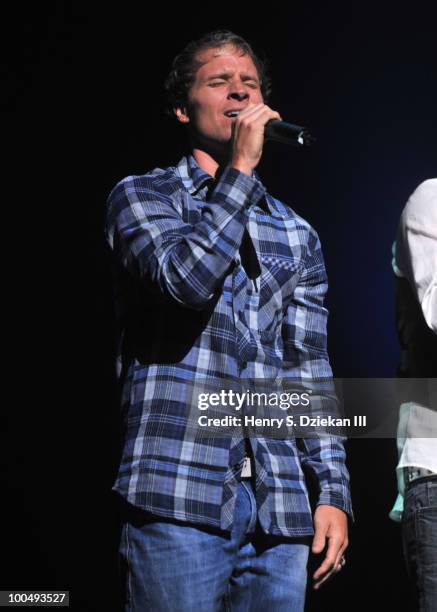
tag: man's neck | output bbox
[192,147,254,180]
[192,148,224,178]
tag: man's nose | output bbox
[228,89,249,102]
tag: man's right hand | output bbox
[229,104,281,176]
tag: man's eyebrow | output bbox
[205,72,259,82]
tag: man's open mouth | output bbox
[224,110,242,117]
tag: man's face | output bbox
[175,44,264,150]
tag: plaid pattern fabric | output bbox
[105,154,352,536]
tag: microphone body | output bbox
[264,120,315,147]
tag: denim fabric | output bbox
[119,478,310,611]
[402,478,437,611]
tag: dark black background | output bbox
[3,2,437,610]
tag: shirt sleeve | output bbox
[105,166,266,310]
[279,228,353,519]
[395,178,437,333]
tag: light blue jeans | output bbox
[119,479,310,611]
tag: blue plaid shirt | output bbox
[105,154,352,536]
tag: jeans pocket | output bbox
[416,504,437,541]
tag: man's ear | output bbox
[174,106,190,124]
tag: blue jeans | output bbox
[119,479,310,611]
[402,478,437,612]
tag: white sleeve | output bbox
[395,178,437,333]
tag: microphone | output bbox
[264,120,315,147]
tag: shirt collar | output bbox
[176,154,214,196]
[175,154,275,214]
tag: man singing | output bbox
[106,29,352,612]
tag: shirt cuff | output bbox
[210,166,267,210]
[317,490,354,522]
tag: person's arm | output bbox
[395,178,437,333]
[279,227,352,588]
[105,103,282,311]
[105,167,266,309]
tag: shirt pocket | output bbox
[257,256,302,341]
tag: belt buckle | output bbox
[404,467,418,485]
